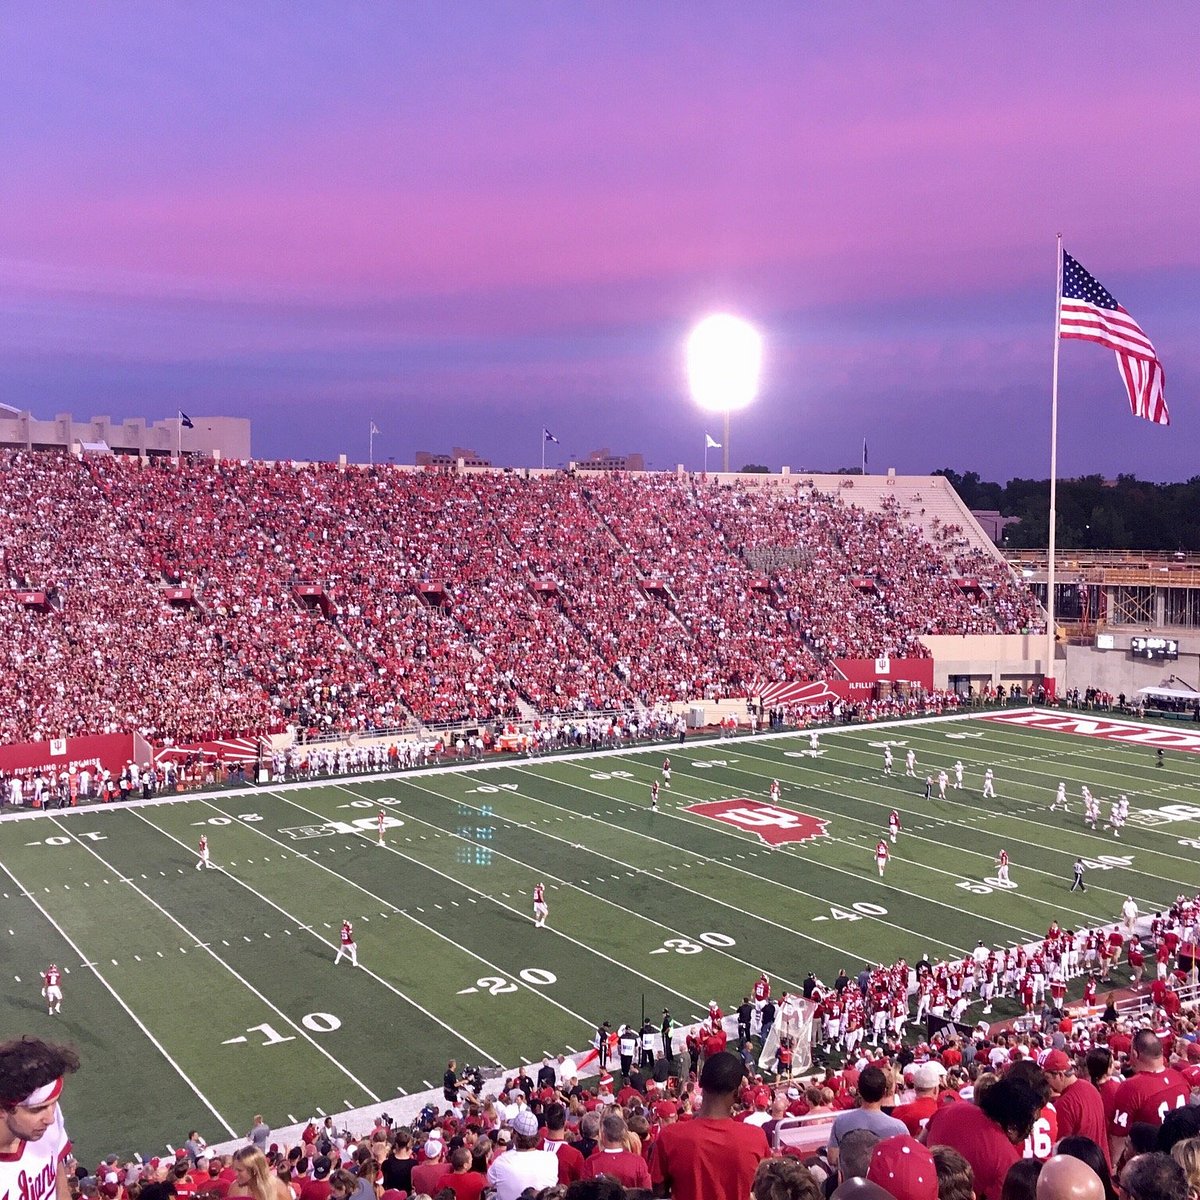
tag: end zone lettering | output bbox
[985,710,1200,753]
[684,799,829,845]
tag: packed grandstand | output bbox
[0,451,1042,747]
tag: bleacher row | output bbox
[0,453,1042,745]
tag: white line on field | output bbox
[0,855,237,1137]
[46,814,380,1106]
[129,807,501,1067]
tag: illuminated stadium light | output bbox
[686,313,762,472]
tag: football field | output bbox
[3,709,1199,1160]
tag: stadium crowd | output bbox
[9,895,1200,1200]
[0,452,1041,747]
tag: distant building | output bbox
[971,509,1021,545]
[578,447,645,472]
[0,405,250,459]
[414,446,492,468]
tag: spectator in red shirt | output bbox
[580,1113,651,1189]
[432,1147,485,1200]
[921,1077,1041,1200]
[1109,1031,1190,1163]
[891,1064,942,1137]
[650,1050,770,1200]
[296,1157,333,1200]
[1042,1050,1110,1169]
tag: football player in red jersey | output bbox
[335,920,358,967]
[875,840,889,877]
[41,965,63,1015]
[533,882,549,928]
[377,810,386,846]
[996,849,1010,885]
[195,834,214,870]
[661,758,672,788]
[888,810,901,844]
[650,781,659,811]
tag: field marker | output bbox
[222,1036,248,1045]
[0,856,237,1136]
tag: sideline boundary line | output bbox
[45,815,382,1104]
[0,708,990,826]
[0,855,238,1138]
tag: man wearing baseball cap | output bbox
[891,1064,942,1137]
[0,1039,81,1200]
[1042,1049,1109,1168]
[486,1110,557,1200]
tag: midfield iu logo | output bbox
[683,799,829,846]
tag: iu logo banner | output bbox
[684,799,829,846]
[875,655,891,675]
[49,738,68,756]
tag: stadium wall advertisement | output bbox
[757,656,935,708]
[0,731,153,776]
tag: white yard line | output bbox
[141,803,581,1059]
[332,779,809,992]
[711,744,1172,911]
[0,855,238,1137]
[45,815,381,1104]
[511,764,981,951]
[263,790,715,1011]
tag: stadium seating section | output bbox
[0,453,1042,743]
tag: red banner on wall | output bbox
[757,657,935,708]
[0,732,153,776]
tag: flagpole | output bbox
[704,434,708,474]
[368,422,375,467]
[541,430,546,471]
[723,411,730,474]
[177,415,182,459]
[1046,234,1063,698]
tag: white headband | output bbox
[18,1078,63,1108]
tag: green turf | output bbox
[2,709,1198,1160]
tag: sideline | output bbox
[0,706,990,825]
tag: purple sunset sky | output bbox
[2,4,1197,480]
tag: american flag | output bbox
[1059,250,1168,425]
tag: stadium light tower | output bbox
[686,314,763,473]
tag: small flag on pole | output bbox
[370,422,381,435]
[543,428,559,444]
[705,433,721,449]
[1059,251,1168,425]
[178,411,194,429]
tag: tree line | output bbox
[933,469,1200,551]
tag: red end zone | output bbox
[983,709,1200,753]
[683,799,829,845]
